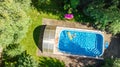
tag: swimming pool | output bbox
[58,29,104,57]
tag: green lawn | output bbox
[20,8,59,59]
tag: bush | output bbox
[2,43,24,67]
[2,44,24,59]
[0,0,31,47]
[109,21,120,35]
[2,49,37,67]
[101,58,120,67]
[17,51,38,67]
[113,58,120,67]
[38,56,65,67]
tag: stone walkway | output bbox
[37,18,120,67]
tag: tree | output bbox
[0,0,31,47]
[84,0,120,34]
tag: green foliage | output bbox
[3,61,16,67]
[84,0,120,33]
[109,21,120,35]
[2,43,24,67]
[64,0,79,13]
[2,44,24,59]
[32,0,64,20]
[70,0,79,9]
[0,0,31,47]
[17,51,38,67]
[14,0,31,12]
[38,0,50,4]
[113,58,120,67]
[101,58,120,67]
[2,46,37,67]
[102,58,114,67]
[38,56,65,67]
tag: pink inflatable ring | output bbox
[64,14,74,19]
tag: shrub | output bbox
[2,44,24,59]
[2,43,24,67]
[109,20,120,35]
[113,58,120,67]
[2,48,37,67]
[38,56,65,67]
[17,51,38,67]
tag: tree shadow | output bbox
[66,56,103,67]
[33,25,46,52]
[103,34,120,58]
[31,0,64,20]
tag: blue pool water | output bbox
[58,30,104,57]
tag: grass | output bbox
[20,8,60,59]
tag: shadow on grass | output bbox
[33,25,46,52]
[103,34,120,58]
[31,0,64,20]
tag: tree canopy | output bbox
[0,0,31,47]
[83,0,120,34]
